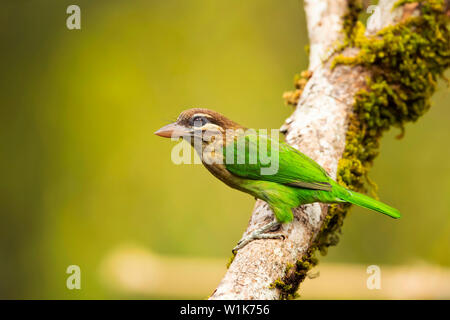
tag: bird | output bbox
[155,108,401,251]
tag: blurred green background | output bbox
[0,0,449,299]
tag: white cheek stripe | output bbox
[192,113,213,119]
[201,123,222,131]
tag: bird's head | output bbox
[155,108,244,145]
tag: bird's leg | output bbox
[232,220,284,253]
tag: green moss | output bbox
[283,70,313,107]
[332,0,449,195]
[324,0,449,282]
[269,279,297,300]
[343,0,363,39]
[326,0,449,265]
[285,263,295,273]
[226,251,236,269]
[269,246,319,300]
[274,0,449,300]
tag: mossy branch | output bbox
[278,0,449,300]
[210,0,449,300]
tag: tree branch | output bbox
[210,0,449,300]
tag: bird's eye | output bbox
[191,116,209,127]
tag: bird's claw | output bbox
[232,224,285,253]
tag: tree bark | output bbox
[209,0,446,300]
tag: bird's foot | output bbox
[232,221,285,253]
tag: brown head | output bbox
[154,108,244,141]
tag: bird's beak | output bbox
[154,122,190,138]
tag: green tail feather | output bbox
[334,185,401,219]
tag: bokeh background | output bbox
[1,0,449,299]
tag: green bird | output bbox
[155,108,400,251]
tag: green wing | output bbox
[223,133,332,191]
